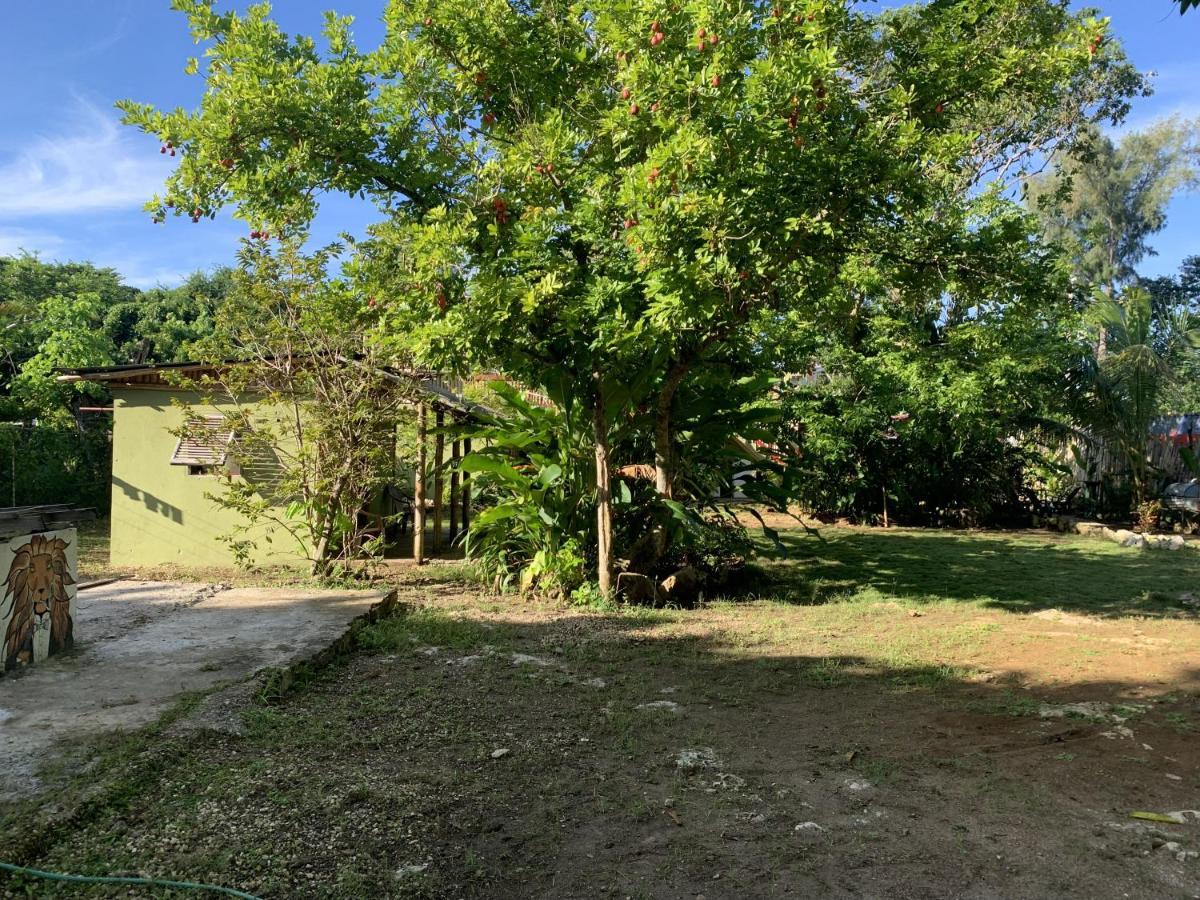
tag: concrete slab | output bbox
[0,579,387,800]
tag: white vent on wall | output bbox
[170,416,233,467]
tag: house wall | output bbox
[109,389,307,569]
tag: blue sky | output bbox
[0,0,1196,289]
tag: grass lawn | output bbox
[6,523,1200,898]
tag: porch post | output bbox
[460,436,472,534]
[413,403,427,564]
[432,408,445,553]
[449,437,461,543]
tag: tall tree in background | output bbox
[1025,117,1200,351]
[0,254,227,510]
[1071,288,1200,509]
[1143,255,1200,412]
[120,0,1144,594]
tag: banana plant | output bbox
[454,382,595,594]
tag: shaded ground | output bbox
[0,579,388,800]
[3,526,1200,898]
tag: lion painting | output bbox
[2,534,75,671]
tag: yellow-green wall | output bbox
[109,389,307,568]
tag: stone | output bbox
[676,747,722,771]
[490,748,511,759]
[616,571,659,605]
[637,700,684,715]
[1110,529,1146,549]
[659,566,703,607]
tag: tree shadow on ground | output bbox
[764,527,1200,617]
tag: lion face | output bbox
[3,533,76,669]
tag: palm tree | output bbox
[1073,288,1200,510]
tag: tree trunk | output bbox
[653,363,692,500]
[593,383,614,598]
[651,361,693,560]
[311,469,350,576]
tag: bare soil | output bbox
[4,528,1200,899]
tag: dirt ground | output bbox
[3,528,1200,899]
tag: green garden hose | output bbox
[0,861,262,899]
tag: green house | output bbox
[58,362,478,570]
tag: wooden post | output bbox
[413,404,427,564]
[449,438,461,544]
[432,408,445,553]
[460,437,472,534]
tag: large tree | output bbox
[1025,118,1200,316]
[120,0,1143,594]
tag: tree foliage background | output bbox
[0,254,227,509]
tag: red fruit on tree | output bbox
[650,101,660,113]
[368,297,377,307]
[482,112,496,125]
[630,102,640,115]
[772,7,781,17]
[621,87,631,100]
[709,33,719,45]
[697,40,706,52]
[650,19,660,31]
[160,146,166,154]
[220,158,234,169]
[697,27,706,38]
[169,149,176,156]
[250,230,260,239]
[650,32,663,46]
[935,102,945,115]
[623,218,637,229]
[423,16,432,26]
[648,167,660,183]
[711,74,720,87]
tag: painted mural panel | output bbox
[0,529,78,672]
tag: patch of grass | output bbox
[1164,711,1196,733]
[356,606,502,651]
[74,517,113,581]
[803,656,849,688]
[968,692,1043,718]
[762,527,1200,618]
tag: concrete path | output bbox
[0,580,388,801]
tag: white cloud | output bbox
[112,263,191,290]
[0,226,65,257]
[0,101,170,217]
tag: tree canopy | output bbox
[119,0,1149,591]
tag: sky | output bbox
[0,1,1196,290]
